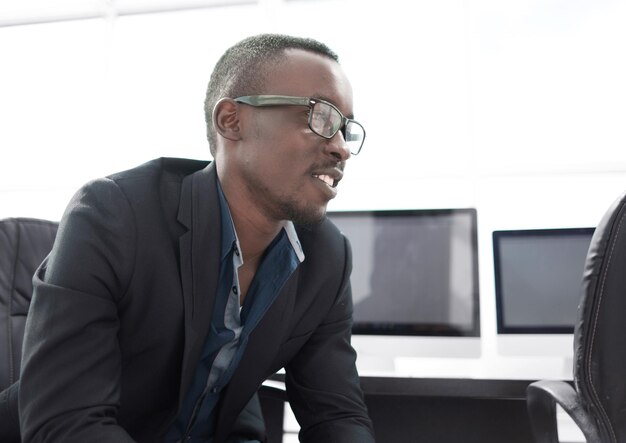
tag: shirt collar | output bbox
[283,221,305,263]
[217,181,240,261]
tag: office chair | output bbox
[526,191,626,443]
[0,217,58,441]
[0,217,58,390]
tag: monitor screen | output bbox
[493,227,594,334]
[327,208,480,337]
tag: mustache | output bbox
[309,160,345,174]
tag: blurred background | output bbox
[2,0,626,365]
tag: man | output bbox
[17,33,374,442]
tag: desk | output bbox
[263,375,540,443]
[360,377,534,443]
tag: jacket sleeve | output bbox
[19,178,137,443]
[284,235,376,443]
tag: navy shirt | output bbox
[166,183,304,442]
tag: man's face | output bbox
[234,49,355,225]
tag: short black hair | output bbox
[204,33,340,156]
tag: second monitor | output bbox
[492,227,594,377]
[493,227,595,335]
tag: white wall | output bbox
[2,0,626,366]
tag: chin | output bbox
[280,201,327,227]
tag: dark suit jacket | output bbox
[18,158,374,442]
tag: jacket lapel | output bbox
[175,160,300,439]
[214,270,299,441]
[176,162,222,407]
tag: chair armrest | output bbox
[259,380,287,443]
[527,379,600,443]
[260,379,287,400]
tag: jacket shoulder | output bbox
[108,157,210,183]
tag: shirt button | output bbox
[211,386,220,393]
[232,286,238,295]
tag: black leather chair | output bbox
[0,217,58,391]
[526,191,626,443]
[0,217,58,441]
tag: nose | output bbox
[325,130,351,162]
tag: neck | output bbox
[217,167,284,261]
[232,206,283,262]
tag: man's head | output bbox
[205,34,339,156]
[209,34,362,226]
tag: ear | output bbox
[213,98,242,141]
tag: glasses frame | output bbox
[233,95,365,155]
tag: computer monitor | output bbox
[493,227,594,334]
[327,208,481,373]
[492,227,594,367]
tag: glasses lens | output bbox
[310,102,342,138]
[309,101,365,155]
[345,121,365,155]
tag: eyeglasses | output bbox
[233,95,366,155]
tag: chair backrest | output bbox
[0,218,58,390]
[573,191,626,442]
